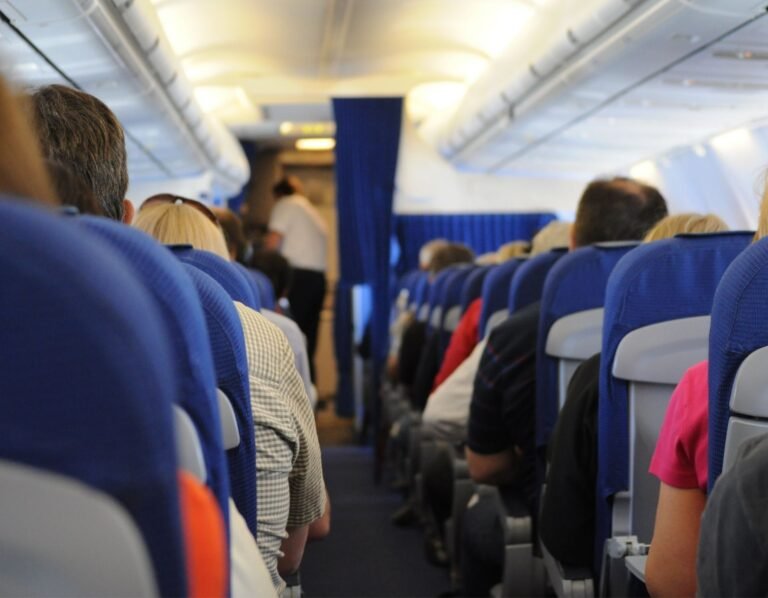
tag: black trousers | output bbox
[288,267,326,382]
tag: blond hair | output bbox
[134,201,230,260]
[643,213,728,242]
[0,75,58,205]
[496,241,530,262]
[531,221,572,256]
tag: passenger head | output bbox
[211,206,250,263]
[134,195,229,260]
[530,221,572,256]
[272,175,303,199]
[644,213,728,242]
[419,238,449,270]
[29,84,129,222]
[428,242,474,276]
[250,248,293,299]
[45,160,102,216]
[0,76,58,205]
[496,241,531,262]
[571,177,668,248]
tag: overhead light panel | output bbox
[296,138,335,151]
[281,121,336,136]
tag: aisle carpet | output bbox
[301,446,450,597]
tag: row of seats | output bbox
[0,200,278,596]
[388,228,767,596]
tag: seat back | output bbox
[412,272,431,319]
[0,461,158,597]
[479,258,526,338]
[508,248,568,313]
[722,347,768,472]
[182,264,258,536]
[426,267,457,331]
[171,245,261,310]
[77,218,230,528]
[536,243,638,450]
[461,265,491,314]
[708,237,768,488]
[234,261,275,310]
[438,266,476,358]
[597,232,751,558]
[0,202,186,596]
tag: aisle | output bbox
[301,446,450,598]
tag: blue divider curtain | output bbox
[332,98,403,419]
[393,212,556,274]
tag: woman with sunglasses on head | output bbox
[134,196,328,595]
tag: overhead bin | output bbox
[442,0,767,175]
[0,0,248,197]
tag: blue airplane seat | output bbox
[460,265,491,314]
[0,201,186,596]
[535,243,639,450]
[438,265,476,350]
[508,247,568,313]
[413,272,431,319]
[478,258,525,338]
[708,236,768,490]
[182,264,257,537]
[597,231,752,571]
[77,218,230,529]
[245,265,277,310]
[230,261,274,310]
[171,245,261,310]
[426,267,458,331]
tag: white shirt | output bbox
[269,194,328,271]
[229,499,277,598]
[421,339,487,444]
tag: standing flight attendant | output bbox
[266,176,328,382]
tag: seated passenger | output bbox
[251,248,294,317]
[696,434,768,597]
[26,82,233,597]
[212,205,252,264]
[134,199,328,593]
[29,84,134,223]
[461,178,668,596]
[431,238,532,392]
[538,213,729,582]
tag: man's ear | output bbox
[568,224,576,251]
[122,199,135,225]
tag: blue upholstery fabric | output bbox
[393,213,557,273]
[412,273,430,314]
[478,259,524,337]
[426,267,458,331]
[232,261,272,311]
[0,201,186,596]
[246,266,277,310]
[596,232,751,562]
[182,264,257,536]
[708,236,768,489]
[77,218,230,530]
[535,243,638,450]
[171,246,260,310]
[438,265,476,355]
[461,265,491,314]
[508,248,568,313]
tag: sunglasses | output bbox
[141,194,219,226]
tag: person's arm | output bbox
[465,445,520,485]
[264,230,283,250]
[645,483,706,598]
[278,525,308,576]
[308,489,331,540]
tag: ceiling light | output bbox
[280,122,295,135]
[710,128,751,152]
[296,138,335,151]
[693,144,707,157]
